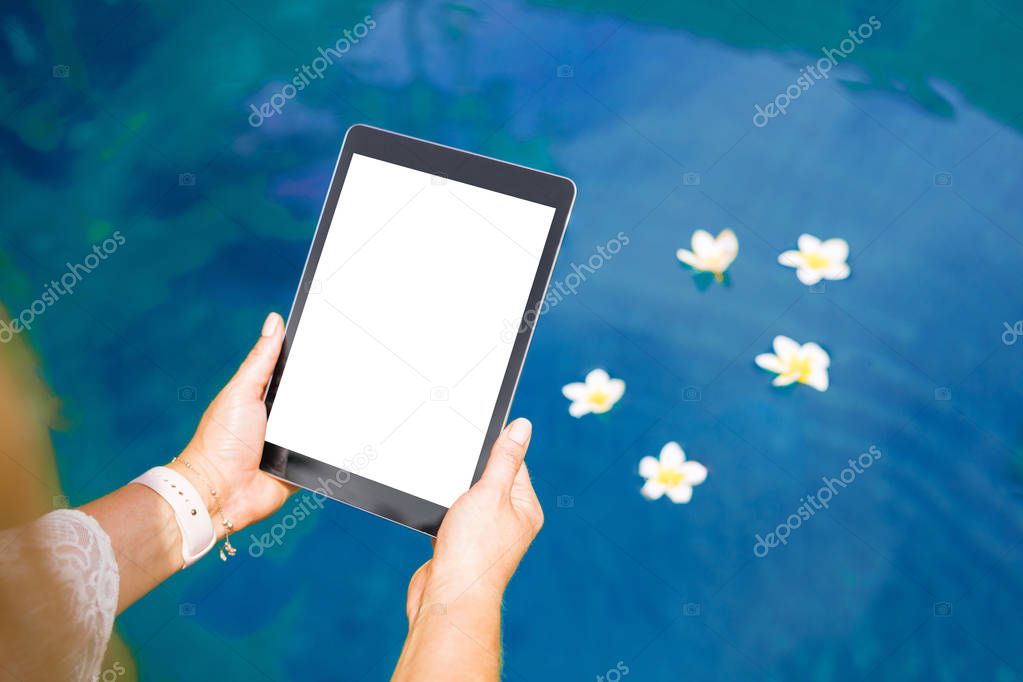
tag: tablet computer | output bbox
[260,124,575,535]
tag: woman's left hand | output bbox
[169,312,295,536]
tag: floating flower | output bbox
[561,369,625,418]
[639,442,707,503]
[676,229,738,281]
[755,335,830,391]
[778,234,850,285]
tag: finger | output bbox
[510,459,535,499]
[406,561,431,624]
[480,418,531,491]
[231,312,284,398]
[511,463,544,531]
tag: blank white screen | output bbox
[265,153,556,508]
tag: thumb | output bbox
[230,312,284,398]
[480,418,532,492]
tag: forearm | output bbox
[392,588,504,682]
[79,459,220,614]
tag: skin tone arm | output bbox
[391,418,544,682]
[81,312,294,613]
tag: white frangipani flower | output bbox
[639,442,707,503]
[676,229,738,281]
[561,369,625,418]
[778,234,850,286]
[755,335,830,392]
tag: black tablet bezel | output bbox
[260,124,575,536]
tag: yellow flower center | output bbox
[656,468,685,487]
[699,253,730,274]
[588,391,611,408]
[803,251,831,270]
[789,355,814,382]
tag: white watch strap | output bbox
[133,466,216,568]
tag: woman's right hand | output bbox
[392,419,543,681]
[405,418,544,622]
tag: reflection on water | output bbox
[2,1,1022,679]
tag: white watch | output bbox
[133,466,216,568]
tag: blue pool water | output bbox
[2,1,1023,680]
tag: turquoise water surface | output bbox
[2,1,1023,680]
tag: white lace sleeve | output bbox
[0,509,120,682]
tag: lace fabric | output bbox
[0,509,120,682]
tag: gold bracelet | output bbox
[172,457,236,561]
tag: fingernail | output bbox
[261,313,279,337]
[507,418,532,445]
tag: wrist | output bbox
[129,466,217,569]
[414,581,504,629]
[400,583,504,680]
[424,554,513,607]
[167,453,233,540]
